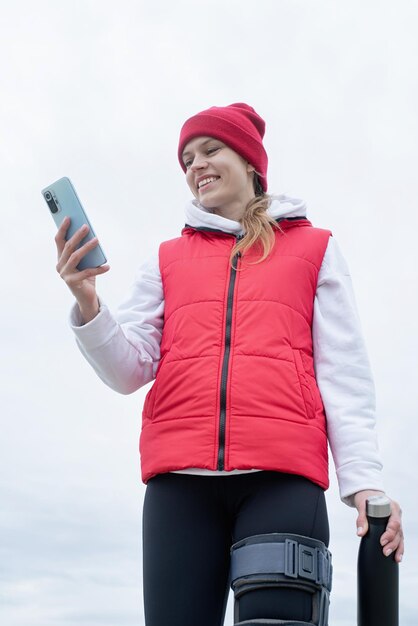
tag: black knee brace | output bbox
[230,533,332,626]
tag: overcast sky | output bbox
[1,1,417,624]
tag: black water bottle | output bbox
[357,494,399,626]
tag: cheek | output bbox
[228,166,248,189]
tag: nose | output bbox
[190,155,208,171]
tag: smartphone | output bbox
[42,176,107,270]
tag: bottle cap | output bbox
[366,494,391,518]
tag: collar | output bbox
[184,194,308,235]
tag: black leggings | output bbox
[143,471,329,626]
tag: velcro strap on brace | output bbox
[231,620,315,625]
[231,533,332,593]
[230,533,332,626]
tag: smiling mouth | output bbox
[197,176,220,191]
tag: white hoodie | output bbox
[70,195,385,505]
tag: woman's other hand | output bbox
[354,489,404,563]
[55,217,110,323]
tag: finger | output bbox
[64,224,91,255]
[66,263,110,286]
[56,225,88,271]
[381,523,402,547]
[380,522,403,558]
[395,537,404,563]
[78,263,110,277]
[56,226,92,272]
[380,512,402,547]
[379,500,403,557]
[54,216,71,257]
[381,532,403,559]
[64,236,102,271]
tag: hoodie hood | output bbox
[184,194,307,235]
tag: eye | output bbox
[207,146,220,156]
[184,158,193,169]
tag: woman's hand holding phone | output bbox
[55,217,110,323]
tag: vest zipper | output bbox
[217,236,242,471]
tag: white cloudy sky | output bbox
[1,1,417,624]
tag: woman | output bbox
[55,103,403,626]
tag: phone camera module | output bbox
[44,190,59,214]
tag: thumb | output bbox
[354,490,385,537]
[356,504,369,537]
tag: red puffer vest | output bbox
[140,218,332,488]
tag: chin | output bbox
[199,192,229,211]
[197,197,218,211]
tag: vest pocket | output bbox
[142,355,166,420]
[291,349,315,420]
[143,380,158,420]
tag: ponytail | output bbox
[229,175,281,268]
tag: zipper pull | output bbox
[236,233,244,258]
[235,234,243,262]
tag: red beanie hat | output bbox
[178,103,268,192]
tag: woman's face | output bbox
[182,136,256,220]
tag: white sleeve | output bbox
[312,237,385,506]
[69,250,164,395]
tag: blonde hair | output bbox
[229,176,282,268]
